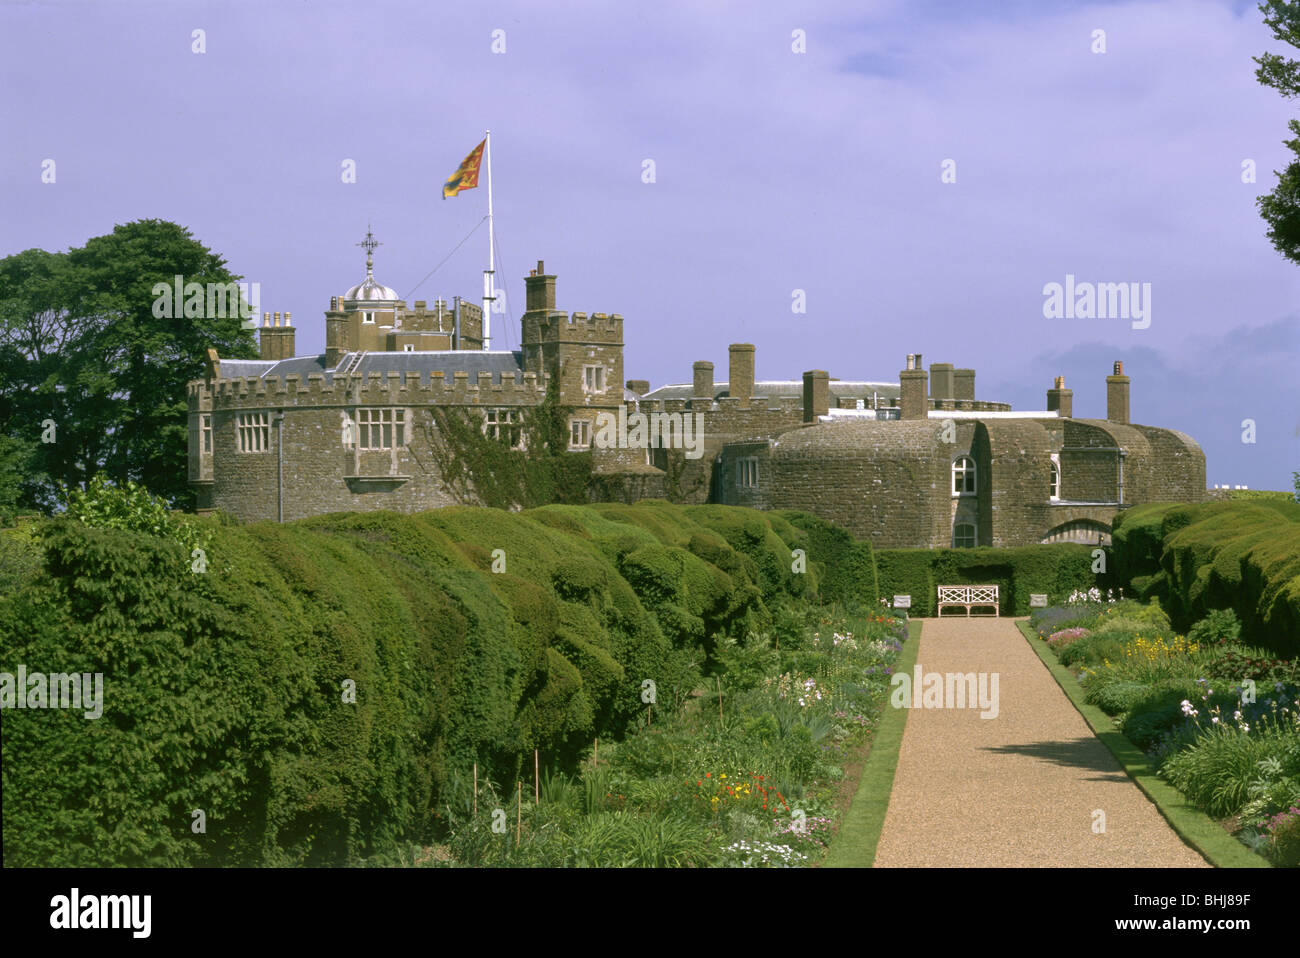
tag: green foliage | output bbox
[1187,608,1242,645]
[1222,488,1299,502]
[1161,718,1300,818]
[0,221,260,511]
[2,500,854,866]
[1111,500,1300,656]
[1086,680,1151,715]
[876,544,1101,616]
[62,473,207,556]
[0,523,41,597]
[1255,0,1300,264]
[421,378,592,510]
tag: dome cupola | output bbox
[344,227,401,304]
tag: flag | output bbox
[443,139,485,199]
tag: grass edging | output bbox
[1015,619,1270,869]
[823,617,923,867]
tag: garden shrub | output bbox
[1087,680,1151,715]
[1112,501,1300,656]
[1160,720,1300,818]
[1187,608,1242,645]
[4,500,850,867]
[878,543,1101,617]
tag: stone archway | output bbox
[1040,518,1111,546]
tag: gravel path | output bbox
[872,617,1208,867]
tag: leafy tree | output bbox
[0,220,259,511]
[1254,2,1300,262]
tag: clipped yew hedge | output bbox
[1111,501,1300,657]
[0,502,866,867]
[875,544,1103,617]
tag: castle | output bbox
[188,237,1206,547]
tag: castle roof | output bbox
[644,380,901,403]
[218,350,527,385]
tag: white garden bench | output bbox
[937,585,999,617]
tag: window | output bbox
[952,456,976,496]
[402,344,415,352]
[363,311,375,324]
[1049,455,1061,500]
[737,458,759,488]
[357,408,406,450]
[569,419,591,449]
[583,365,606,393]
[201,414,212,454]
[954,523,977,548]
[236,412,269,453]
[485,408,523,448]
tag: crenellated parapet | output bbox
[201,369,549,412]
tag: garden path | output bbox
[871,617,1208,867]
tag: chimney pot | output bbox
[273,311,281,327]
[284,311,291,327]
[263,311,271,327]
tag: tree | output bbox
[1254,2,1300,263]
[0,220,259,511]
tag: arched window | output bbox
[954,522,977,548]
[952,456,976,496]
[1050,455,1061,500]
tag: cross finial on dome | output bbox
[357,224,382,275]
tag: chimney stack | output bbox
[260,310,295,360]
[1046,375,1073,418]
[693,361,714,400]
[625,379,650,396]
[728,344,755,406]
[929,363,955,400]
[802,370,829,423]
[525,259,556,312]
[953,368,975,401]
[260,313,274,359]
[1106,360,1130,424]
[899,353,929,420]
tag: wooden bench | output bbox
[937,585,999,617]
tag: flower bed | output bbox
[424,604,907,867]
[1031,599,1300,867]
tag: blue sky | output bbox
[2,0,1297,490]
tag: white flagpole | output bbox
[482,129,494,351]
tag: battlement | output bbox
[200,368,549,410]
[525,309,624,343]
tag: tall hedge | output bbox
[1112,500,1300,656]
[875,544,1101,616]
[0,502,833,866]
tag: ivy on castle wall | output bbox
[419,378,592,510]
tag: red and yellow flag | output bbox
[443,139,485,199]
